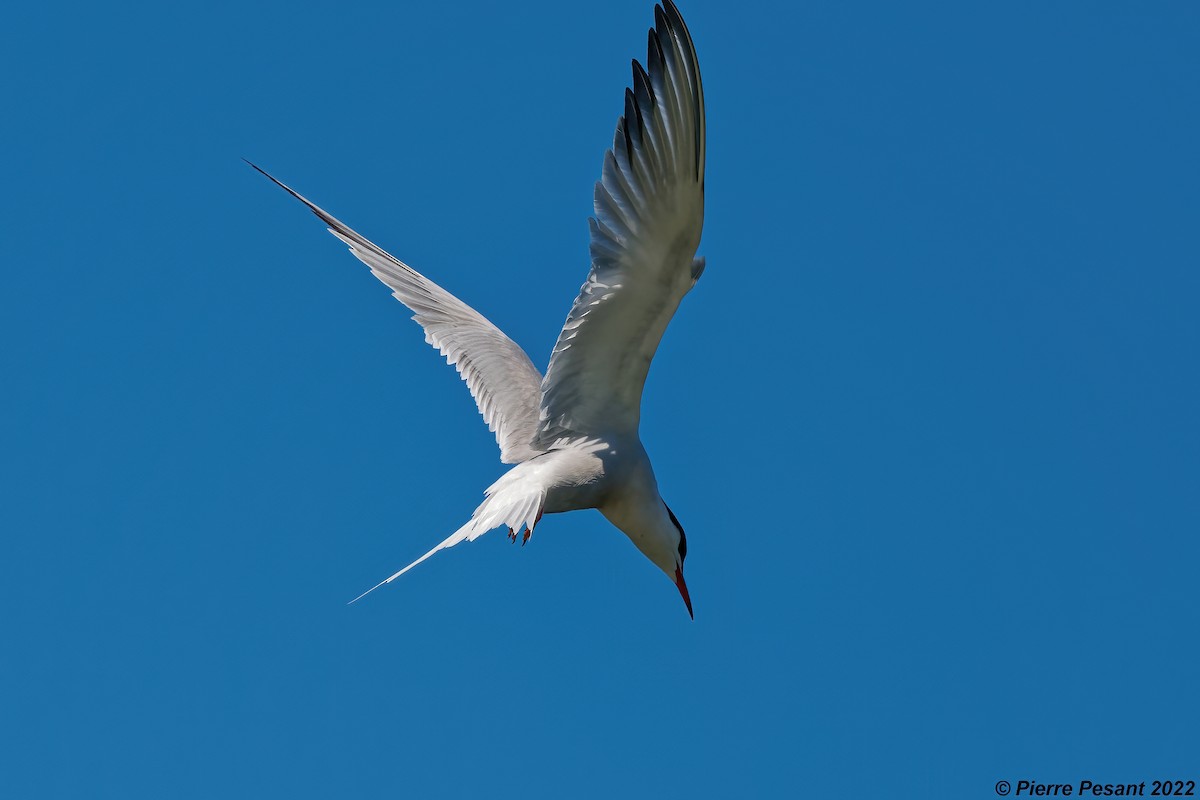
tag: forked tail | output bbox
[348,474,547,604]
[347,523,473,604]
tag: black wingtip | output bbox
[662,0,684,29]
[244,158,289,192]
[620,116,635,170]
[243,157,272,180]
[648,27,665,68]
[654,4,670,38]
[242,159,345,234]
[244,159,307,205]
[632,58,655,106]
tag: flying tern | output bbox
[250,0,705,617]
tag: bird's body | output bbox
[251,0,705,616]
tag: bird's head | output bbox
[605,497,694,619]
[652,502,692,619]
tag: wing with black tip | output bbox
[537,0,706,443]
[248,162,545,464]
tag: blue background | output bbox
[3,1,1197,797]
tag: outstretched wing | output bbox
[537,0,705,443]
[248,163,545,464]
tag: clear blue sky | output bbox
[2,1,1197,797]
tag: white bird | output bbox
[250,0,705,617]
